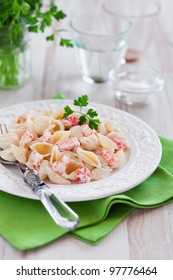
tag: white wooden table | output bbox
[0,0,173,260]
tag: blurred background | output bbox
[0,0,172,110]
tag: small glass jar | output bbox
[109,65,164,105]
[0,26,31,90]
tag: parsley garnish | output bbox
[63,105,74,118]
[73,95,89,107]
[62,95,101,130]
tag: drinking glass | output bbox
[103,0,160,62]
[70,13,131,84]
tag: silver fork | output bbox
[0,124,79,231]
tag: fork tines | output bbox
[0,124,8,134]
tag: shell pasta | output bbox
[0,108,129,184]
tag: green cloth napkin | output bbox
[0,136,173,250]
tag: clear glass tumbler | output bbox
[70,13,131,84]
[103,0,160,63]
[0,26,31,90]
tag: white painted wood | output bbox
[0,0,173,260]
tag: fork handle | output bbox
[23,168,79,231]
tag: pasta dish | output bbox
[0,98,129,184]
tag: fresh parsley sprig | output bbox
[0,0,73,89]
[63,95,101,130]
[0,0,73,47]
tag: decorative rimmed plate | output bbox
[0,100,162,202]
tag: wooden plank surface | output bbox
[0,0,173,260]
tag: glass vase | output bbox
[0,27,31,90]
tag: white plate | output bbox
[0,100,162,202]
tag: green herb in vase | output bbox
[0,0,72,90]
